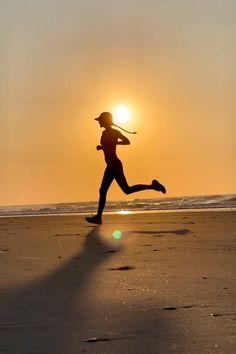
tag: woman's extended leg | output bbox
[85,167,114,224]
[97,167,114,218]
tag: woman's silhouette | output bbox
[85,112,166,225]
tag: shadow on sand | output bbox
[0,227,175,354]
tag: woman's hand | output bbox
[96,145,103,151]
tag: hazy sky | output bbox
[1,0,235,206]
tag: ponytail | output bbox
[112,123,137,134]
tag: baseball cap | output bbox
[95,112,113,122]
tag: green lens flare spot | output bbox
[113,230,122,239]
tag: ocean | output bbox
[0,194,235,217]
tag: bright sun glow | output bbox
[113,105,130,125]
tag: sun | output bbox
[113,105,130,125]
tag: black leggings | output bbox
[97,158,153,217]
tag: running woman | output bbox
[85,112,166,225]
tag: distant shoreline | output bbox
[0,194,235,218]
[1,207,236,218]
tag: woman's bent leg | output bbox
[114,162,153,194]
[115,161,166,195]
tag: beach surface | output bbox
[0,211,235,353]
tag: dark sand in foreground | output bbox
[0,211,235,353]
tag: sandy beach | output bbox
[0,211,235,353]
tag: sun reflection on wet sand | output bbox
[116,210,133,215]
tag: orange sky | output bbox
[1,0,235,206]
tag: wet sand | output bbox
[0,211,235,353]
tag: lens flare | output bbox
[113,230,122,239]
